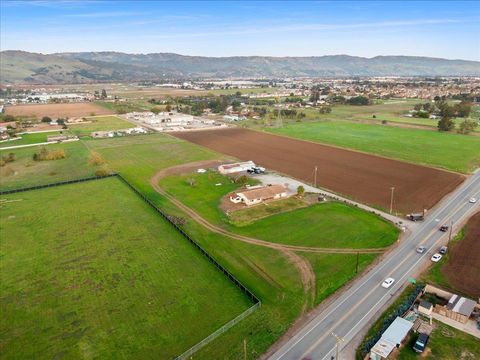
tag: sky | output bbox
[1,0,479,60]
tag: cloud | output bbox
[138,17,478,40]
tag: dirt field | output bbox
[4,102,113,118]
[441,212,480,298]
[172,128,464,213]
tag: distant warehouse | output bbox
[218,161,255,174]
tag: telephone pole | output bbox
[448,220,454,245]
[389,186,395,214]
[314,166,318,187]
[332,332,344,359]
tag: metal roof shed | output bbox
[370,317,413,359]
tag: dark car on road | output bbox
[439,225,449,232]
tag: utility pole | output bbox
[389,186,395,214]
[314,166,318,187]
[448,220,453,245]
[332,332,344,359]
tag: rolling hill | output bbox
[1,50,479,84]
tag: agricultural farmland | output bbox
[0,177,252,359]
[267,121,480,173]
[0,131,63,148]
[68,115,134,137]
[172,128,464,213]
[4,102,114,118]
[0,141,95,190]
[424,211,480,298]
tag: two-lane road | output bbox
[269,170,480,360]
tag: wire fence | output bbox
[0,174,118,195]
[2,174,261,358]
[175,302,261,360]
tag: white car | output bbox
[469,197,477,204]
[382,277,395,288]
[431,253,443,262]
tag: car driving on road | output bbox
[381,277,395,288]
[431,253,442,262]
[416,246,427,254]
[439,225,449,232]
[469,197,477,203]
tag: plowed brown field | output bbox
[5,103,113,118]
[172,128,464,213]
[442,212,480,298]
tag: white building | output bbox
[230,184,288,206]
[218,161,256,174]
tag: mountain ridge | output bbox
[1,50,479,84]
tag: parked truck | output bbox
[407,212,425,221]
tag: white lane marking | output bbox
[271,174,480,360]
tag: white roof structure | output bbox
[370,317,413,359]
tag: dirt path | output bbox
[149,160,397,311]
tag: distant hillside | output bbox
[1,50,479,84]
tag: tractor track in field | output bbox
[149,160,395,310]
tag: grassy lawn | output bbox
[0,131,62,148]
[0,132,395,359]
[267,121,480,173]
[398,321,480,360]
[304,252,378,305]
[159,172,399,249]
[0,177,252,359]
[0,141,95,190]
[229,196,309,226]
[86,133,220,182]
[68,115,133,137]
[94,100,147,114]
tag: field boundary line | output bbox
[0,174,118,195]
[1,174,262,359]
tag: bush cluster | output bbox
[32,147,66,161]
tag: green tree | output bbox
[458,119,478,135]
[41,116,52,123]
[454,101,472,118]
[438,115,455,132]
[297,185,305,197]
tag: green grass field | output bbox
[159,172,399,249]
[0,132,397,359]
[397,322,480,360]
[0,141,95,190]
[0,131,62,148]
[267,121,480,173]
[68,115,133,136]
[0,178,252,359]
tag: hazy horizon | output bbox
[1,1,479,61]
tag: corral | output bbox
[0,177,252,358]
[172,128,464,213]
[4,102,114,118]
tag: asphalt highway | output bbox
[268,170,480,360]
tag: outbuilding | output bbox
[370,317,414,360]
[218,161,256,174]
